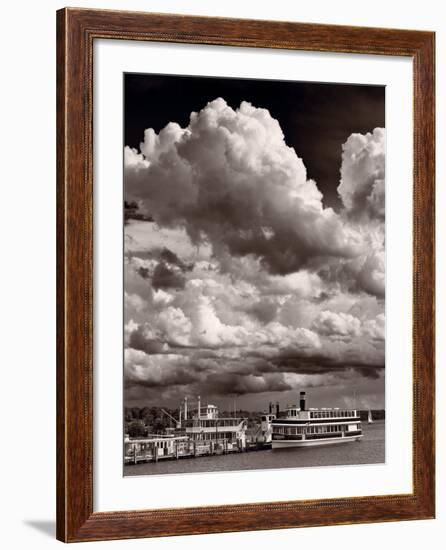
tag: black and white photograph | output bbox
[123,73,386,476]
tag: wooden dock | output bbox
[125,437,270,465]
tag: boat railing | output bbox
[182,418,246,428]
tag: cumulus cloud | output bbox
[126,321,168,354]
[125,98,363,274]
[312,310,361,340]
[123,99,385,407]
[126,290,321,353]
[363,313,385,342]
[356,251,385,298]
[125,350,198,388]
[318,248,385,299]
[338,127,385,221]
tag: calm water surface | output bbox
[124,420,385,477]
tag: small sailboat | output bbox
[367,409,374,424]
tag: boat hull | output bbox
[272,435,363,449]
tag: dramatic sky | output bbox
[123,74,385,412]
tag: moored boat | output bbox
[271,392,363,449]
[183,397,247,452]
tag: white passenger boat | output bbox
[182,397,247,452]
[271,392,363,449]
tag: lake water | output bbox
[124,420,385,477]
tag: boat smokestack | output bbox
[276,401,280,417]
[300,391,306,411]
[269,402,272,414]
[197,395,201,419]
[184,397,188,420]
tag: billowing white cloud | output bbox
[356,250,385,298]
[125,98,363,274]
[123,101,386,406]
[363,313,385,342]
[312,310,361,340]
[338,127,385,221]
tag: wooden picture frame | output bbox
[56,7,435,542]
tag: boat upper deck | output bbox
[183,417,247,432]
[273,407,360,423]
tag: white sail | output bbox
[368,409,374,423]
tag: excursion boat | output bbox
[271,392,363,449]
[182,397,247,453]
[124,397,247,464]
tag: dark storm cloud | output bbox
[127,324,165,355]
[198,372,292,396]
[124,344,383,404]
[134,246,193,290]
[137,266,150,279]
[159,247,193,271]
[271,351,384,379]
[124,200,153,224]
[125,366,199,389]
[152,262,186,291]
[248,298,279,324]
